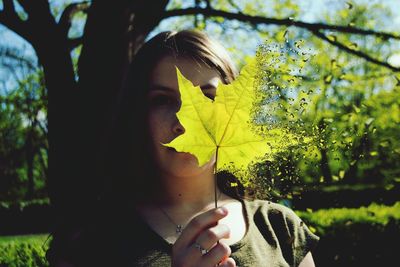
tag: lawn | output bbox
[0,233,51,267]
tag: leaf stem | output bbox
[214,146,219,209]
[214,146,219,245]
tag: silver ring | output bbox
[194,242,209,255]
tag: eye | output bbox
[150,95,171,105]
[149,94,180,109]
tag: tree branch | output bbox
[0,46,37,71]
[67,37,83,50]
[36,116,49,137]
[0,0,59,46]
[312,30,400,72]
[163,7,400,72]
[58,1,90,38]
[37,146,49,180]
[204,0,211,9]
[16,0,53,22]
[226,0,242,13]
[163,8,400,40]
[0,0,30,39]
[3,0,15,13]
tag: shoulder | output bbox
[244,198,319,266]
[245,198,316,237]
[245,198,300,222]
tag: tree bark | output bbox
[25,126,34,200]
[25,6,78,213]
[56,0,169,214]
[318,119,333,183]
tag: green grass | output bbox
[297,201,400,235]
[0,234,51,267]
[0,233,50,244]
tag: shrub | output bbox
[291,183,400,210]
[0,199,52,235]
[1,202,399,267]
[298,202,400,267]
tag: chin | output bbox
[175,155,200,168]
[162,157,207,176]
[159,148,215,173]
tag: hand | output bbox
[171,206,236,267]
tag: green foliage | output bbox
[298,202,400,267]
[0,198,50,210]
[1,0,399,206]
[297,201,400,235]
[0,70,48,201]
[239,1,400,196]
[0,234,50,267]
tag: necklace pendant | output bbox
[176,225,183,234]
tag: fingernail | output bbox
[217,206,228,215]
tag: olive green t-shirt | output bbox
[127,198,318,267]
[53,198,319,267]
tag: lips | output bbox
[167,147,190,156]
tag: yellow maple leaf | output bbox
[163,57,297,185]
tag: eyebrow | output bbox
[150,83,216,92]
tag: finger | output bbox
[200,241,231,267]
[173,206,228,251]
[174,224,230,265]
[195,224,230,251]
[218,257,236,267]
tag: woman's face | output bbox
[147,56,220,178]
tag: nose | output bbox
[172,117,185,135]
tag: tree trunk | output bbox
[25,127,34,200]
[51,0,169,214]
[318,119,333,183]
[320,147,333,183]
[28,12,78,213]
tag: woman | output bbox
[47,30,318,267]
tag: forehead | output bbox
[149,56,220,90]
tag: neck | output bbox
[148,167,221,213]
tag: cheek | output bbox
[147,113,160,139]
[147,109,171,140]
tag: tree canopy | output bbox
[0,0,399,210]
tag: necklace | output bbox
[158,190,223,235]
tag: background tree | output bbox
[0,44,47,201]
[0,0,398,216]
